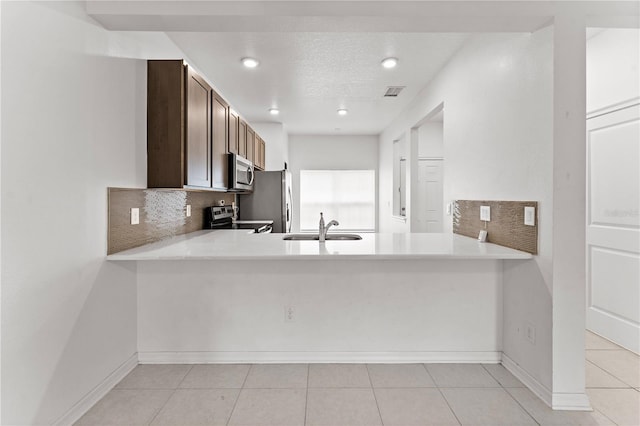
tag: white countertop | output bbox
[107,230,533,261]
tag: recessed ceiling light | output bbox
[381,57,398,69]
[269,108,280,115]
[337,108,348,116]
[241,57,259,68]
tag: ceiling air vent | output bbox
[384,86,405,97]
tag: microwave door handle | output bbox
[247,167,254,185]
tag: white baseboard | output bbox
[138,351,502,364]
[502,354,592,411]
[552,393,593,411]
[502,353,553,407]
[53,353,138,426]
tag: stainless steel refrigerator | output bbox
[238,170,292,233]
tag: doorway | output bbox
[411,105,444,233]
[585,28,640,353]
[586,103,639,353]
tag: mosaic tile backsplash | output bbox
[453,200,538,255]
[108,188,235,254]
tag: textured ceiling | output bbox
[168,32,468,134]
[90,0,637,134]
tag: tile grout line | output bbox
[586,359,635,389]
[422,364,462,426]
[146,365,193,426]
[225,364,252,426]
[365,364,385,426]
[586,358,639,389]
[480,363,502,387]
[501,383,541,426]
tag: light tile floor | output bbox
[76,332,639,426]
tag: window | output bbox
[299,170,376,232]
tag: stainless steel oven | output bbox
[228,153,254,192]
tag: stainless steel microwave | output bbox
[228,153,254,192]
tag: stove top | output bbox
[208,206,273,233]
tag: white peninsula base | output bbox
[137,259,504,364]
[109,231,531,364]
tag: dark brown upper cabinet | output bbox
[147,60,185,188]
[246,126,256,164]
[254,135,266,170]
[228,109,239,155]
[211,94,228,190]
[238,119,247,158]
[186,67,212,188]
[147,60,228,191]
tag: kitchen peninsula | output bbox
[110,231,531,365]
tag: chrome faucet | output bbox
[319,212,339,242]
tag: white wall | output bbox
[288,135,378,232]
[587,28,640,114]
[250,122,289,171]
[379,30,554,392]
[418,121,444,158]
[0,2,187,424]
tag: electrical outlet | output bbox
[130,208,140,225]
[446,203,452,216]
[186,205,192,217]
[480,205,491,221]
[524,206,535,226]
[525,322,536,344]
[284,306,296,322]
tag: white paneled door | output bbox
[415,159,444,233]
[586,103,640,353]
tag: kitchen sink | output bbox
[283,233,362,241]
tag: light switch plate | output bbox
[186,205,192,217]
[480,205,491,221]
[130,208,140,225]
[524,206,535,226]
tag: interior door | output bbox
[416,159,444,232]
[586,103,640,353]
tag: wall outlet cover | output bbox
[524,206,535,226]
[186,205,192,217]
[480,205,491,221]
[130,208,140,225]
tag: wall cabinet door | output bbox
[239,120,247,158]
[212,94,228,190]
[246,127,255,164]
[261,138,266,169]
[147,60,185,188]
[228,109,239,154]
[253,135,266,170]
[186,67,212,188]
[254,135,262,169]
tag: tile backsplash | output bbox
[108,188,235,254]
[453,200,538,254]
